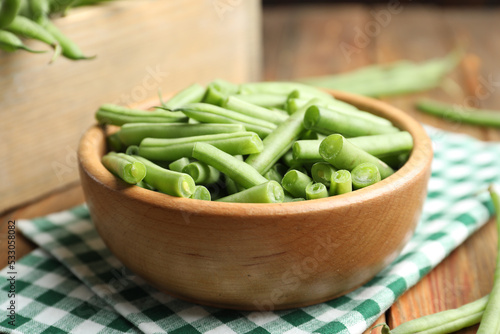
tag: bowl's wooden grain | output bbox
[78,90,432,310]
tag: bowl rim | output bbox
[78,89,433,217]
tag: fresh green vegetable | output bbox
[116,123,245,146]
[281,169,312,199]
[311,162,336,187]
[190,185,211,201]
[0,0,21,28]
[239,81,335,102]
[417,99,500,128]
[101,152,146,184]
[222,95,288,124]
[351,162,381,189]
[329,169,352,195]
[132,155,195,197]
[106,132,123,152]
[304,105,399,137]
[96,104,188,126]
[138,132,263,161]
[477,186,500,334]
[0,29,45,52]
[305,182,328,200]
[192,142,268,189]
[168,157,191,173]
[231,93,287,108]
[182,161,220,185]
[319,134,394,179]
[217,181,284,203]
[162,83,205,110]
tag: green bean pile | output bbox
[0,0,107,61]
[97,80,414,203]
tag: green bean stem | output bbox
[96,104,188,126]
[0,0,21,28]
[162,83,205,109]
[222,96,288,124]
[311,162,337,187]
[351,162,381,189]
[319,134,394,179]
[281,169,312,199]
[182,161,220,185]
[382,295,489,334]
[0,29,45,53]
[304,105,398,137]
[305,182,328,200]
[417,99,500,128]
[192,142,268,189]
[117,123,245,146]
[217,181,284,203]
[190,185,211,201]
[132,155,195,197]
[245,98,320,174]
[168,157,191,173]
[138,132,263,161]
[329,170,352,195]
[477,186,500,334]
[101,152,146,184]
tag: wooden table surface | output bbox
[1,4,500,334]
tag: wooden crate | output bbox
[0,0,261,213]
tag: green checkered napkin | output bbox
[2,127,500,334]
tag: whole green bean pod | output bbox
[117,123,245,146]
[329,170,352,195]
[222,96,289,124]
[162,83,205,109]
[217,181,284,203]
[319,134,394,179]
[28,0,49,21]
[281,169,312,199]
[5,15,61,61]
[245,98,320,174]
[305,182,328,200]
[0,0,21,28]
[477,186,500,334]
[351,162,381,189]
[101,152,146,184]
[192,142,268,189]
[0,29,45,52]
[132,155,195,197]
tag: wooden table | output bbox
[1,4,499,333]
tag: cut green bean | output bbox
[162,83,205,109]
[106,132,123,152]
[217,181,284,203]
[182,161,220,185]
[117,123,245,146]
[351,162,381,189]
[382,295,489,334]
[231,93,287,108]
[222,96,288,124]
[192,142,268,189]
[477,186,500,334]
[329,170,352,195]
[125,145,139,155]
[190,185,211,201]
[246,99,320,174]
[96,104,187,126]
[0,0,21,28]
[281,169,312,199]
[320,134,394,179]
[132,155,195,197]
[264,168,283,183]
[168,157,191,173]
[203,79,239,106]
[417,99,500,128]
[136,180,155,191]
[239,81,335,102]
[101,152,146,184]
[0,29,45,53]
[306,182,328,200]
[225,175,239,195]
[311,162,336,187]
[139,132,263,161]
[304,105,398,137]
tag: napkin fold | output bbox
[1,127,500,334]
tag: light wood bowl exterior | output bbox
[78,90,433,311]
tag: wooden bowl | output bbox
[78,90,432,311]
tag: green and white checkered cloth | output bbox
[1,127,500,334]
